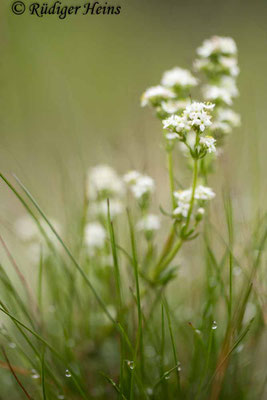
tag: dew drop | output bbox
[177,362,182,372]
[8,342,16,349]
[164,374,170,380]
[212,320,217,330]
[65,369,71,378]
[126,360,135,370]
[31,369,40,379]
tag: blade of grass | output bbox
[0,306,88,399]
[0,173,114,324]
[0,234,37,317]
[101,372,128,400]
[1,346,33,400]
[208,318,254,391]
[153,363,181,391]
[37,248,43,315]
[127,209,144,379]
[41,346,46,400]
[107,199,125,399]
[224,193,234,322]
[0,265,36,330]
[41,346,47,400]
[163,296,181,395]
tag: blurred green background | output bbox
[1,0,267,228]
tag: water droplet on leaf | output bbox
[126,360,135,370]
[31,369,40,379]
[65,369,71,378]
[212,320,217,330]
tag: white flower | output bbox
[200,136,217,153]
[166,132,179,140]
[197,36,237,58]
[184,102,215,112]
[195,185,215,200]
[197,207,205,216]
[193,58,209,71]
[220,76,239,97]
[219,56,239,77]
[174,186,215,203]
[85,222,106,251]
[124,171,155,199]
[141,85,175,107]
[87,165,124,200]
[217,108,241,127]
[204,77,239,105]
[161,67,198,89]
[173,203,190,218]
[203,83,237,105]
[123,170,141,185]
[90,199,124,218]
[131,175,155,199]
[210,121,232,134]
[162,114,190,133]
[174,189,192,204]
[136,214,161,232]
[184,102,214,132]
[14,215,39,242]
[161,99,190,114]
[14,215,61,245]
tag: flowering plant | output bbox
[1,36,265,400]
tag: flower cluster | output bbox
[124,171,155,205]
[86,165,125,201]
[141,66,198,120]
[141,86,175,108]
[194,36,240,144]
[162,101,217,156]
[85,165,125,256]
[142,35,240,166]
[195,36,239,77]
[124,170,160,238]
[173,185,215,221]
[84,166,160,254]
[84,221,107,255]
[136,214,161,239]
[161,67,198,91]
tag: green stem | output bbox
[195,328,213,399]
[167,151,176,210]
[153,239,183,279]
[153,159,199,279]
[163,297,181,395]
[183,158,199,233]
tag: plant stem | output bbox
[167,151,176,210]
[183,158,199,233]
[153,159,199,279]
[163,297,181,395]
[153,239,183,279]
[127,210,145,381]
